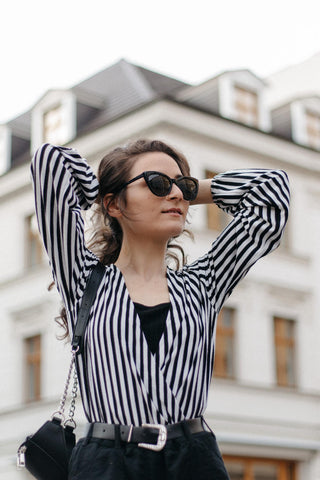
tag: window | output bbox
[206,170,230,231]
[25,213,43,268]
[25,334,41,402]
[32,91,77,151]
[305,110,320,149]
[224,456,297,480]
[43,104,65,144]
[234,85,259,127]
[274,317,296,387]
[215,307,236,379]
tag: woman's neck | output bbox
[115,238,170,305]
[115,237,167,280]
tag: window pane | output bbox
[234,85,259,127]
[25,335,41,402]
[226,464,245,480]
[43,105,65,145]
[215,308,235,378]
[285,321,294,339]
[274,317,296,387]
[254,463,277,480]
[286,346,295,386]
[27,336,34,353]
[224,457,296,480]
[226,461,244,480]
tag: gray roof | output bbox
[6,58,312,170]
[4,59,190,170]
[72,59,189,134]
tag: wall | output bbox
[0,101,319,478]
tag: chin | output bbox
[167,226,185,238]
[152,218,186,240]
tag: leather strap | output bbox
[72,262,105,354]
[87,418,204,443]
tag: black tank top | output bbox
[134,302,170,354]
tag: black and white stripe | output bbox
[31,144,290,425]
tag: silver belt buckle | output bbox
[138,424,167,451]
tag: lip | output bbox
[162,208,183,216]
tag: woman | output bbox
[31,139,290,479]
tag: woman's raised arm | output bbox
[31,144,99,310]
[188,169,290,312]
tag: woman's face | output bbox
[116,151,190,241]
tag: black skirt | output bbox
[68,429,230,480]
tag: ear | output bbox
[103,193,122,219]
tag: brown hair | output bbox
[55,139,193,338]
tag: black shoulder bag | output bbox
[17,262,105,480]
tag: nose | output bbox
[168,181,183,200]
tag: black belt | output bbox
[86,417,205,451]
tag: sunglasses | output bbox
[115,171,199,201]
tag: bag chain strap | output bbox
[17,348,79,469]
[52,346,79,428]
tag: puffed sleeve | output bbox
[31,143,100,309]
[187,169,290,312]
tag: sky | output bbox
[1,0,320,124]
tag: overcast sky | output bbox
[1,0,319,123]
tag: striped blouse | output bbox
[31,143,290,426]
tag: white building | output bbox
[0,56,320,480]
[266,51,320,109]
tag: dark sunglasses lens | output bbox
[177,178,198,201]
[147,173,171,196]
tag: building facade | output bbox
[0,58,320,480]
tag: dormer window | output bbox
[43,104,65,144]
[219,70,270,131]
[31,90,76,152]
[305,109,320,149]
[176,69,270,132]
[234,85,259,127]
[282,97,320,150]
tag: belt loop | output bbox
[181,420,192,440]
[114,424,121,449]
[83,423,94,445]
[201,416,214,435]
